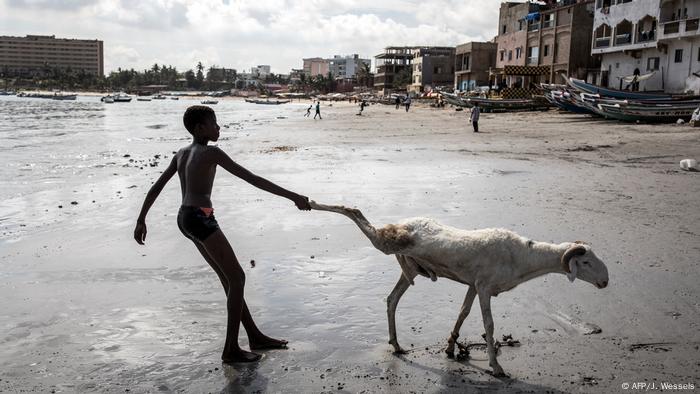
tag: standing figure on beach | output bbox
[357,100,368,116]
[304,104,312,117]
[133,105,311,363]
[470,102,480,133]
[314,101,322,119]
[404,96,411,112]
[395,96,401,109]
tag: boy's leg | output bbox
[194,241,287,350]
[199,229,259,362]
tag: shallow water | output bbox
[0,96,307,241]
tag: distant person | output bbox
[395,96,401,109]
[304,104,312,117]
[314,101,322,119]
[470,102,480,133]
[632,67,641,91]
[404,96,412,112]
[133,105,311,364]
[357,100,368,115]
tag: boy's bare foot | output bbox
[249,336,289,350]
[222,349,262,363]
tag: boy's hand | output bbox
[294,194,311,211]
[134,221,147,244]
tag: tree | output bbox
[195,62,204,89]
[393,67,412,91]
[185,69,196,89]
[356,62,374,88]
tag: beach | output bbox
[1,96,699,393]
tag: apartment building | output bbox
[454,41,498,91]
[0,34,103,77]
[409,47,455,93]
[328,54,371,79]
[251,65,271,78]
[495,0,597,89]
[592,0,700,93]
[303,57,330,77]
[373,46,419,95]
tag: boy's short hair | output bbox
[183,105,215,134]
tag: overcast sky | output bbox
[1,0,499,74]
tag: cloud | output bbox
[1,0,499,73]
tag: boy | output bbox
[304,104,312,117]
[470,102,480,133]
[134,105,311,363]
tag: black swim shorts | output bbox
[177,206,220,242]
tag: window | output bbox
[544,45,550,56]
[508,50,513,61]
[519,21,523,31]
[675,49,683,63]
[697,49,700,62]
[500,51,505,61]
[515,47,522,59]
[502,25,507,34]
[647,57,659,70]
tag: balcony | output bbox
[528,23,540,32]
[527,57,538,65]
[594,37,611,48]
[542,19,554,29]
[660,18,700,39]
[614,33,631,46]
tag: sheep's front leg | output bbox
[477,289,506,377]
[387,273,412,354]
[445,286,477,357]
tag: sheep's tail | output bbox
[309,201,413,254]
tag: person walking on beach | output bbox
[470,102,480,133]
[314,101,322,119]
[134,105,311,364]
[357,100,368,116]
[395,95,401,109]
[404,96,412,112]
[304,104,312,117]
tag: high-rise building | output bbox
[374,46,419,95]
[328,54,371,79]
[303,57,330,77]
[0,35,104,77]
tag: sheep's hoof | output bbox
[445,348,455,359]
[490,366,508,378]
[390,342,408,354]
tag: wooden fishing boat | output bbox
[567,78,670,100]
[244,98,290,105]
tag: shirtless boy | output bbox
[134,105,311,363]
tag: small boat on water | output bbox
[51,93,77,100]
[137,97,152,102]
[244,98,290,105]
[103,97,115,103]
[201,100,218,104]
[101,93,132,102]
[152,94,167,100]
[170,97,179,100]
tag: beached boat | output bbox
[468,97,551,112]
[439,91,471,107]
[567,78,670,100]
[201,100,218,104]
[244,98,290,105]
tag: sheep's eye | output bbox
[583,261,590,265]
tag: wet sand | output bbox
[1,100,699,393]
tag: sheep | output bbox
[309,201,609,377]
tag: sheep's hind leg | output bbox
[445,285,477,358]
[387,268,414,354]
[477,289,507,377]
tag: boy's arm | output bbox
[211,147,310,210]
[134,156,178,244]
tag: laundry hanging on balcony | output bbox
[525,12,541,21]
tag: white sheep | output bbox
[309,201,609,377]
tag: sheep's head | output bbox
[561,243,609,289]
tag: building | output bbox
[493,0,597,97]
[328,54,371,79]
[591,0,700,93]
[409,47,456,93]
[303,57,330,77]
[454,41,498,91]
[374,46,419,95]
[208,67,237,82]
[0,34,103,77]
[251,65,271,78]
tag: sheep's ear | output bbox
[561,244,586,277]
[567,259,578,282]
